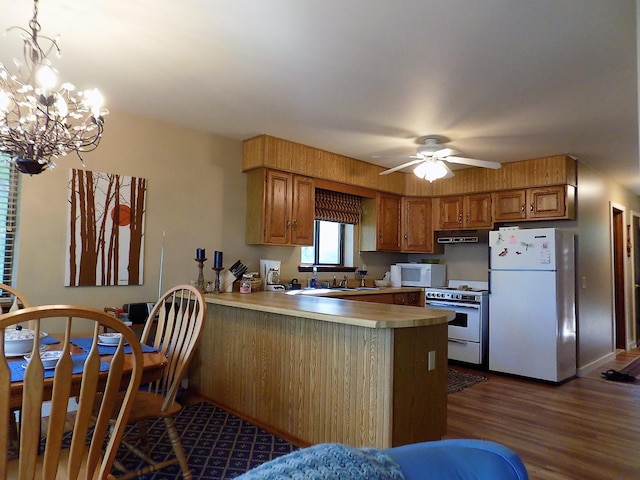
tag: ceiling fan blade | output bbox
[445,156,502,169]
[379,159,425,175]
[442,162,455,178]
[434,148,459,158]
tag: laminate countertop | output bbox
[203,290,454,329]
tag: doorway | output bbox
[633,212,640,347]
[611,205,626,350]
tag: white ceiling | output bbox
[2,0,639,191]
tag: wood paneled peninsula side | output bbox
[188,291,454,449]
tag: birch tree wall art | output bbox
[65,169,147,286]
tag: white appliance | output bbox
[395,263,446,287]
[425,280,489,367]
[259,259,285,291]
[488,227,576,383]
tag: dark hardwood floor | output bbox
[445,349,640,480]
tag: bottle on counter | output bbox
[310,266,318,288]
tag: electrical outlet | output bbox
[428,350,436,371]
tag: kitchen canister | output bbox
[390,265,402,287]
[240,279,251,294]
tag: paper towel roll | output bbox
[390,265,402,287]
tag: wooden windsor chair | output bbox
[0,305,143,480]
[108,285,206,480]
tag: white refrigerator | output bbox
[488,228,576,382]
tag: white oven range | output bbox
[425,280,488,368]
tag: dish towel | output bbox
[9,353,109,383]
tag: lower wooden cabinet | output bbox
[340,291,424,307]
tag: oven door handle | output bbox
[426,301,480,309]
[448,338,468,345]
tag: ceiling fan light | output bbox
[413,161,428,178]
[423,160,448,182]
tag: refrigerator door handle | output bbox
[448,339,468,345]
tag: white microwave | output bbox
[395,263,446,287]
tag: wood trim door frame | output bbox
[610,202,628,351]
[630,210,640,349]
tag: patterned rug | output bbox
[620,356,640,379]
[111,402,297,480]
[447,369,488,394]
[73,371,486,479]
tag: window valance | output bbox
[315,189,361,225]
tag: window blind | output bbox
[0,159,20,291]
[315,188,361,224]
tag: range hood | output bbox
[436,230,489,244]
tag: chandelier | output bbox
[0,0,108,175]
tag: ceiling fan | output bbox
[378,137,501,182]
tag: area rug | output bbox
[620,356,640,378]
[111,402,298,480]
[447,369,488,394]
[54,371,484,479]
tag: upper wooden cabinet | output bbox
[493,185,575,222]
[401,197,441,253]
[434,193,492,230]
[246,169,315,246]
[361,193,401,251]
[362,195,442,253]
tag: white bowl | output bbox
[98,332,123,345]
[4,328,47,356]
[25,350,63,369]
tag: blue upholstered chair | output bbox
[234,439,528,480]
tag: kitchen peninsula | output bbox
[189,290,454,449]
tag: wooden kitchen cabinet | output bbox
[493,185,574,222]
[245,168,315,245]
[393,291,424,307]
[435,193,492,230]
[338,290,424,307]
[360,193,401,251]
[401,197,442,253]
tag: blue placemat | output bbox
[9,353,109,382]
[41,335,60,345]
[69,337,158,355]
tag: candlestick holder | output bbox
[195,258,207,292]
[357,269,368,287]
[212,267,223,294]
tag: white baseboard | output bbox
[577,351,617,377]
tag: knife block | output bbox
[220,270,236,292]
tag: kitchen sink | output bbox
[286,287,381,295]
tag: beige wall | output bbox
[13,109,640,373]
[16,109,247,310]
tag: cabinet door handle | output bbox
[458,213,462,223]
[404,234,408,239]
[292,219,297,230]
[465,213,469,223]
[521,204,525,213]
[286,220,290,229]
[530,204,534,212]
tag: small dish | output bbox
[24,350,63,369]
[4,329,48,356]
[98,332,124,345]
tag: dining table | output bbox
[7,333,167,409]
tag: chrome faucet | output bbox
[339,275,349,288]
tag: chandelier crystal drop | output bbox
[0,0,108,175]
